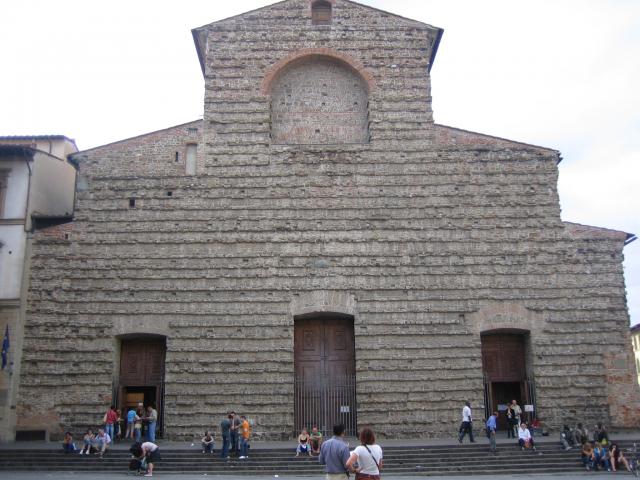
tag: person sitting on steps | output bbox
[518,422,535,451]
[202,431,214,454]
[296,428,311,456]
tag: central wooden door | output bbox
[118,337,166,437]
[481,333,533,427]
[294,315,356,436]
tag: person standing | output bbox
[125,406,136,439]
[486,411,498,453]
[146,405,158,442]
[238,415,251,459]
[510,400,522,438]
[345,426,383,479]
[103,405,118,441]
[229,411,241,455]
[136,403,146,440]
[318,423,350,480]
[458,401,475,443]
[220,414,232,459]
[506,403,516,438]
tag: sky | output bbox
[1,0,638,325]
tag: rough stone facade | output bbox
[15,0,639,441]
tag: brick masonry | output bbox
[16,0,639,440]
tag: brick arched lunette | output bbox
[261,48,376,96]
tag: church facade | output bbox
[12,0,639,440]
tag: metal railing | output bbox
[294,374,357,437]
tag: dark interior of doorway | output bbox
[122,386,157,410]
[492,381,522,430]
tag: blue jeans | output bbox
[230,431,238,453]
[221,435,230,458]
[147,421,156,442]
[203,442,214,453]
[239,437,249,457]
[105,423,114,440]
[134,427,141,442]
[62,442,76,453]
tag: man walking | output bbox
[318,424,350,480]
[458,401,475,443]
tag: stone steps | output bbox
[0,442,633,476]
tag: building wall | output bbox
[16,0,639,440]
[0,138,77,441]
[1,159,29,220]
[0,226,26,300]
[631,329,640,386]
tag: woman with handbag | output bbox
[346,427,383,480]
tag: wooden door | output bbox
[120,338,165,386]
[294,316,356,435]
[119,337,166,436]
[295,317,354,379]
[481,334,526,382]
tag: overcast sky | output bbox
[1,0,638,325]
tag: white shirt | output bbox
[518,427,531,442]
[352,444,383,475]
[141,441,158,452]
[462,405,472,422]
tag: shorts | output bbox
[147,448,161,463]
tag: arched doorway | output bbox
[117,335,166,438]
[294,313,357,436]
[481,330,536,429]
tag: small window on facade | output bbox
[129,198,136,208]
[175,152,180,163]
[312,0,332,25]
[188,127,198,137]
[186,144,197,176]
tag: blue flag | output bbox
[1,325,8,370]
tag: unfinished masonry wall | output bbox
[16,0,638,440]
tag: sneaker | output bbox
[144,474,153,477]
[239,456,246,459]
[79,451,83,455]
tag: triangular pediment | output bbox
[192,0,443,74]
